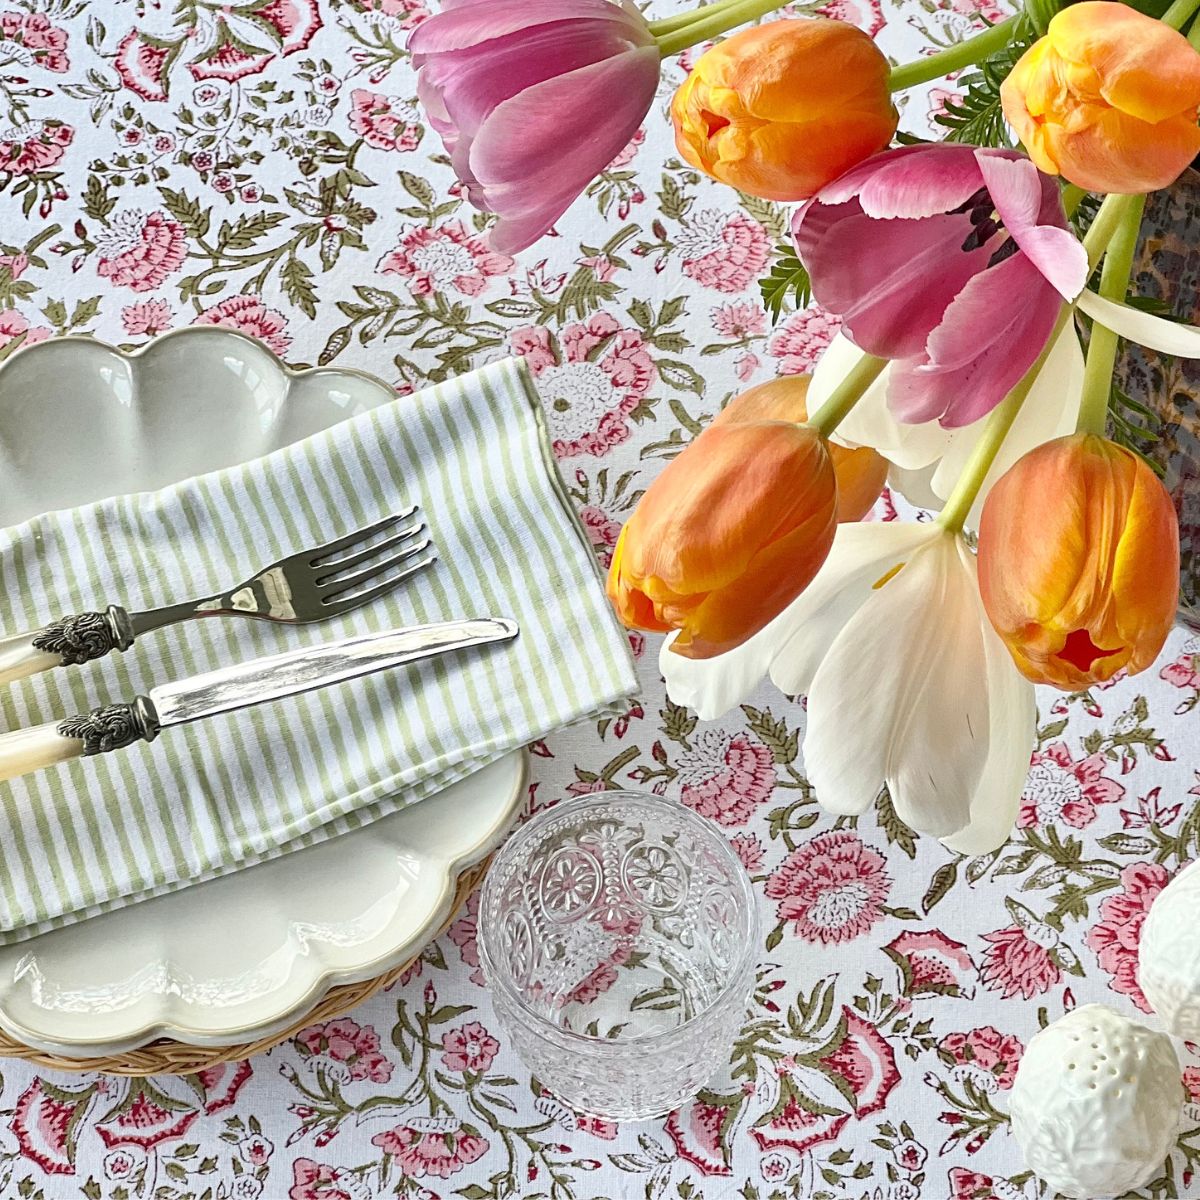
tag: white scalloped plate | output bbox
[0,329,526,1056]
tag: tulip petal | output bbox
[1078,288,1200,357]
[814,143,985,217]
[408,0,643,55]
[796,208,990,360]
[660,522,936,719]
[974,151,1087,300]
[468,48,660,253]
[804,531,987,834]
[817,333,949,470]
[889,252,1063,427]
[940,604,1037,856]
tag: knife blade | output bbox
[0,618,519,784]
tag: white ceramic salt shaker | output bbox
[1009,1003,1183,1199]
[1140,859,1200,1037]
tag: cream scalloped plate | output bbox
[0,329,526,1056]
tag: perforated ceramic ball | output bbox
[1009,1003,1182,1199]
[1140,860,1200,1038]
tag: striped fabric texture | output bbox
[0,357,637,943]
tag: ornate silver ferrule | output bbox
[32,605,135,667]
[57,696,161,756]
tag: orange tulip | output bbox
[670,19,897,202]
[1001,1,1200,194]
[607,376,885,659]
[978,433,1180,689]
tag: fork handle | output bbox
[0,606,135,686]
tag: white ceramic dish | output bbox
[0,329,526,1056]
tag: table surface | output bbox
[1,0,1199,1196]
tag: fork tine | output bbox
[320,550,438,611]
[316,534,434,596]
[309,505,419,564]
[312,522,426,578]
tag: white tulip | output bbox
[662,521,1035,853]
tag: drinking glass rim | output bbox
[478,789,760,1051]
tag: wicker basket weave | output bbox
[0,857,490,1077]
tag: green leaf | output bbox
[218,211,287,251]
[876,789,917,860]
[281,256,317,320]
[159,185,211,240]
[82,174,115,223]
[922,860,958,913]
[758,242,811,324]
[398,169,435,207]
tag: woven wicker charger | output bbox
[0,857,490,1076]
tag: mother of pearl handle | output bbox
[0,632,64,688]
[0,607,135,688]
[0,701,160,783]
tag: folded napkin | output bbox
[0,357,637,943]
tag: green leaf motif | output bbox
[758,242,811,324]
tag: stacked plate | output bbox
[0,329,526,1059]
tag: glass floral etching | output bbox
[478,792,759,1120]
[1112,167,1200,632]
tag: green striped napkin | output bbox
[0,357,637,943]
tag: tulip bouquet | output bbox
[408,0,1200,854]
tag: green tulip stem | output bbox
[1077,193,1146,436]
[647,0,748,38]
[936,304,1074,534]
[887,15,1018,91]
[1188,10,1200,49]
[654,0,790,56]
[1082,192,1140,271]
[805,352,889,440]
[1163,0,1200,29]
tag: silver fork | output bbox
[0,507,436,687]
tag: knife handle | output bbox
[0,699,160,784]
[0,606,135,687]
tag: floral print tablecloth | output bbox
[0,0,1199,1196]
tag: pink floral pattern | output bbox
[765,831,891,944]
[379,221,513,296]
[1019,741,1125,828]
[0,0,1195,1193]
[1086,861,1172,1012]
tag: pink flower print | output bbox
[440,1021,500,1073]
[711,300,767,340]
[239,1134,273,1165]
[0,119,72,174]
[676,728,775,827]
[731,832,765,872]
[735,351,760,381]
[114,32,171,101]
[0,309,49,351]
[96,210,186,293]
[348,0,429,27]
[928,87,962,132]
[1185,1066,1200,1105]
[1018,741,1125,829]
[348,89,420,151]
[290,1159,357,1200]
[1161,645,1200,691]
[607,127,645,170]
[979,925,1060,1000]
[193,296,291,356]
[579,504,622,567]
[884,929,975,999]
[294,1017,394,1083]
[768,306,843,375]
[512,314,657,458]
[370,1121,489,1179]
[0,12,69,72]
[816,0,885,36]
[563,943,631,1005]
[893,1139,927,1173]
[378,222,513,297]
[678,210,770,293]
[1086,861,1171,1012]
[938,1027,1024,1091]
[448,889,484,986]
[121,299,173,337]
[188,0,322,85]
[950,1168,1000,1200]
[765,831,891,944]
[0,251,27,279]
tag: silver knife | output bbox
[0,618,519,784]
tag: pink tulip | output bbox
[408,0,660,255]
[792,144,1088,427]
